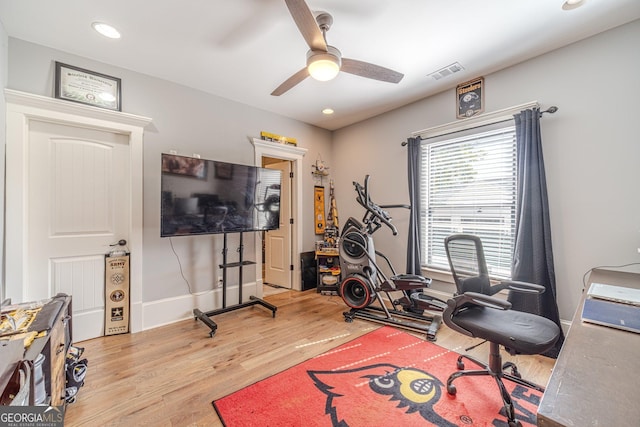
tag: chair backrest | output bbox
[444,234,492,295]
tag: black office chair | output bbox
[443,234,560,427]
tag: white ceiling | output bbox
[1,0,639,131]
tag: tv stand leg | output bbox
[193,298,277,337]
[249,295,278,318]
[193,308,217,337]
[193,232,278,337]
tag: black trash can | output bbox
[300,251,317,290]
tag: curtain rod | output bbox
[402,102,558,145]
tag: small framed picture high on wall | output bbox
[54,61,122,111]
[456,77,484,119]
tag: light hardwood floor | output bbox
[64,289,556,426]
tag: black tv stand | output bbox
[193,231,277,337]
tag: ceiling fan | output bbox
[271,0,404,96]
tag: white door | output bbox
[28,120,130,342]
[264,160,292,288]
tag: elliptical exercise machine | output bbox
[339,175,446,341]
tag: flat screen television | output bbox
[160,154,281,237]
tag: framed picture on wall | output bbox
[54,61,122,111]
[215,162,233,179]
[314,186,326,235]
[456,77,484,119]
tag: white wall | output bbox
[332,19,640,322]
[5,39,333,318]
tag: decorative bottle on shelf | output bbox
[327,179,339,230]
[324,180,339,250]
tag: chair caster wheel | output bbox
[456,360,465,370]
[447,384,456,395]
[503,362,521,378]
[508,421,522,427]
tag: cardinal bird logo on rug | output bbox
[308,363,457,427]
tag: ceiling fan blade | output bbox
[284,0,327,51]
[271,67,310,96]
[341,58,404,84]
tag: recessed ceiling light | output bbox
[562,0,586,11]
[92,22,121,39]
[322,108,334,115]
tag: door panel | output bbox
[52,256,105,340]
[264,161,292,288]
[28,120,129,341]
[49,139,113,235]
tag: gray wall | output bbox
[4,19,640,325]
[331,19,640,322]
[6,38,333,303]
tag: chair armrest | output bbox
[456,292,513,310]
[500,280,545,294]
[443,292,513,337]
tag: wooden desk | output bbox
[537,269,640,426]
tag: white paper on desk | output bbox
[587,283,640,306]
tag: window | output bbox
[420,125,517,278]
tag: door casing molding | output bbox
[252,138,307,293]
[4,89,151,334]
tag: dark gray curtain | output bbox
[406,137,422,275]
[511,108,564,358]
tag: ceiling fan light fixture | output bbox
[307,47,341,81]
[308,59,340,81]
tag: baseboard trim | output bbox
[140,282,258,330]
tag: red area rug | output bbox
[213,326,542,426]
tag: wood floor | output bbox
[64,289,556,426]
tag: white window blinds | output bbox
[420,125,517,278]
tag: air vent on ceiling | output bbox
[428,62,464,80]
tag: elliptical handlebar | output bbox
[353,175,400,236]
